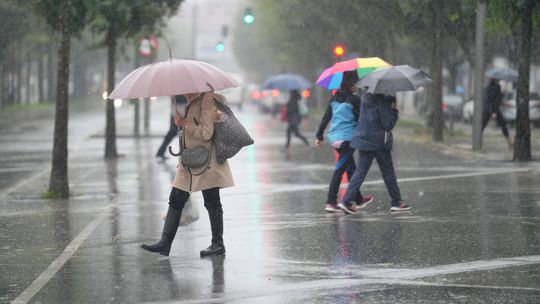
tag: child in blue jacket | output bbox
[315,71,373,212]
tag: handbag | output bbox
[213,97,254,164]
[180,144,210,169]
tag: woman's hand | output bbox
[314,139,322,148]
[174,113,188,127]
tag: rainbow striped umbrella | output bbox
[316,57,391,90]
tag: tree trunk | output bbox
[48,0,72,198]
[38,51,45,103]
[47,42,56,102]
[26,50,32,103]
[104,28,118,159]
[430,0,444,142]
[513,0,533,161]
[16,45,22,104]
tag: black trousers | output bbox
[481,110,509,138]
[285,122,308,148]
[327,141,362,204]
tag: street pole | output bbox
[472,2,486,151]
[133,46,140,137]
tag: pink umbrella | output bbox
[108,59,239,99]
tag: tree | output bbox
[85,0,183,159]
[486,0,539,161]
[26,0,87,198]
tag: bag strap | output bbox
[181,93,215,176]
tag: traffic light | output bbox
[333,44,345,57]
[243,7,254,24]
[216,41,225,52]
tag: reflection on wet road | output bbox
[1,103,539,303]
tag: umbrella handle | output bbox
[168,145,181,156]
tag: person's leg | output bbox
[141,187,189,256]
[200,187,226,256]
[156,125,178,157]
[340,151,374,211]
[291,123,309,145]
[481,111,490,133]
[327,143,353,204]
[375,150,403,207]
[285,124,292,148]
[495,110,513,148]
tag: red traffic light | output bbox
[333,45,345,57]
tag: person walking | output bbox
[314,71,373,212]
[156,95,187,159]
[284,89,309,150]
[482,78,513,150]
[338,93,411,213]
[141,92,234,257]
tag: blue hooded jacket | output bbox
[351,93,398,151]
[315,90,360,144]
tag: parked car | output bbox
[442,94,464,121]
[462,92,540,127]
[501,92,540,126]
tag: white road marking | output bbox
[223,168,530,197]
[11,206,113,304]
[146,255,540,303]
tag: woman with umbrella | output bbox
[284,89,310,150]
[337,65,432,213]
[314,71,374,212]
[482,78,513,150]
[108,58,240,257]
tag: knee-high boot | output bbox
[200,208,225,256]
[141,206,182,256]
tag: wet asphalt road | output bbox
[1,100,540,303]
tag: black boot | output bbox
[141,206,182,256]
[200,209,225,256]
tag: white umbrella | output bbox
[109,59,239,99]
[485,67,518,81]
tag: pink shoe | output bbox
[357,195,374,209]
[324,203,340,213]
[338,202,358,214]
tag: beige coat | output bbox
[172,93,235,192]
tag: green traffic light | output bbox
[243,14,254,24]
[216,42,225,52]
[243,7,254,24]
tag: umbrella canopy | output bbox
[261,73,311,91]
[356,65,433,94]
[108,59,239,99]
[485,67,518,81]
[316,57,391,90]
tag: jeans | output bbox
[342,150,402,206]
[327,142,363,204]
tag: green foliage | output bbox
[26,0,87,34]
[85,0,183,45]
[0,1,32,61]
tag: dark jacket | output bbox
[286,91,302,124]
[315,90,360,143]
[351,93,398,151]
[483,80,503,114]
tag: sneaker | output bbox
[324,203,340,213]
[356,195,374,209]
[338,202,358,214]
[390,202,411,211]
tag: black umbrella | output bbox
[356,65,433,94]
